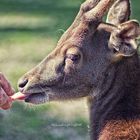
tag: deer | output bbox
[15,0,140,139]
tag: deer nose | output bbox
[18,78,28,92]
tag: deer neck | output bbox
[88,55,140,140]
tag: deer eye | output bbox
[66,54,81,62]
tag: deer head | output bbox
[18,0,140,104]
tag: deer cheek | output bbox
[64,59,75,74]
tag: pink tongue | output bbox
[11,92,27,101]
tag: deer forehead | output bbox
[53,42,82,57]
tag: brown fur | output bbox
[17,0,140,139]
[99,120,140,140]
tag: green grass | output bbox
[0,0,140,140]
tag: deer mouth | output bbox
[24,92,49,104]
[12,91,49,104]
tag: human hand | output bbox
[0,73,14,110]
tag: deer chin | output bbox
[24,92,49,104]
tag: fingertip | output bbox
[0,74,14,96]
[8,88,15,96]
[12,88,15,93]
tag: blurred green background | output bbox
[0,0,139,140]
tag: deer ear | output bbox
[106,0,131,25]
[109,20,140,57]
[118,20,140,39]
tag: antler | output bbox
[57,0,100,46]
[84,0,115,22]
[70,0,100,29]
[58,0,116,46]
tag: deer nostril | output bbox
[18,79,28,89]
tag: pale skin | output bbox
[0,73,14,110]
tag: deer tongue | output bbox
[11,92,27,101]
